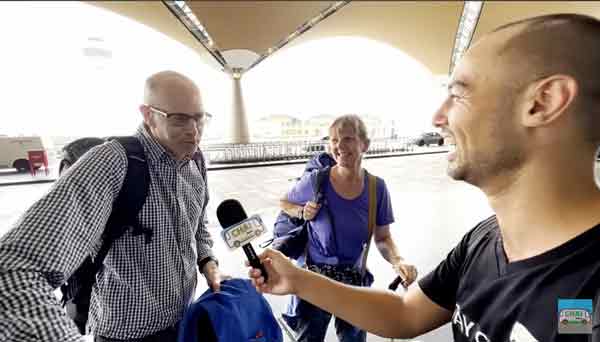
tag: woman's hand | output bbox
[302,201,321,221]
[392,261,418,287]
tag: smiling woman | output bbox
[0,2,228,139]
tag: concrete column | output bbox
[228,69,250,144]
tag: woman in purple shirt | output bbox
[279,114,418,342]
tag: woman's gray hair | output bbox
[329,114,369,143]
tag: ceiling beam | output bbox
[449,1,484,74]
[246,1,351,72]
[162,0,229,70]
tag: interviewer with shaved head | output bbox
[0,71,225,342]
[249,14,600,341]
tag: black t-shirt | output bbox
[419,216,600,342]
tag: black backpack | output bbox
[59,136,152,334]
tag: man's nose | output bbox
[432,98,450,128]
[184,120,200,137]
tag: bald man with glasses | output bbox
[0,70,225,342]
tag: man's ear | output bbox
[139,105,155,128]
[521,74,578,128]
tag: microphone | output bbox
[216,199,268,282]
[388,275,408,291]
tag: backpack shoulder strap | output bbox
[94,136,151,264]
[110,136,151,240]
[312,166,330,203]
[301,166,332,264]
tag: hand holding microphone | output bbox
[248,248,302,296]
[217,199,268,282]
[388,261,418,291]
[388,276,407,291]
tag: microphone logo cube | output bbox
[220,215,267,250]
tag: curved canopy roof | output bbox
[89,1,600,75]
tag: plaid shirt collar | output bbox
[136,124,202,165]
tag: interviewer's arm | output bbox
[294,266,450,338]
[250,249,452,339]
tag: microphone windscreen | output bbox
[216,199,248,229]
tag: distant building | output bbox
[253,114,302,140]
[252,113,403,141]
[302,114,336,139]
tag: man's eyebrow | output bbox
[447,80,469,92]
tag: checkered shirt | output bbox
[0,125,215,341]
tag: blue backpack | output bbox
[302,152,336,176]
[178,278,282,342]
[270,152,336,259]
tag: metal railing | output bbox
[202,137,415,164]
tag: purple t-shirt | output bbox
[287,170,394,266]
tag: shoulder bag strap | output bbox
[360,170,377,274]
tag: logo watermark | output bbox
[558,299,593,334]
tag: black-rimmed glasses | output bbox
[148,105,212,128]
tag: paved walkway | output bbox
[0,152,499,341]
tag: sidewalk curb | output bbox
[0,150,448,186]
[207,150,448,171]
[0,179,56,187]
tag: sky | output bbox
[0,2,446,140]
[244,36,446,136]
[0,2,229,138]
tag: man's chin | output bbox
[180,147,198,159]
[446,164,465,181]
[186,149,198,157]
[183,142,198,150]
